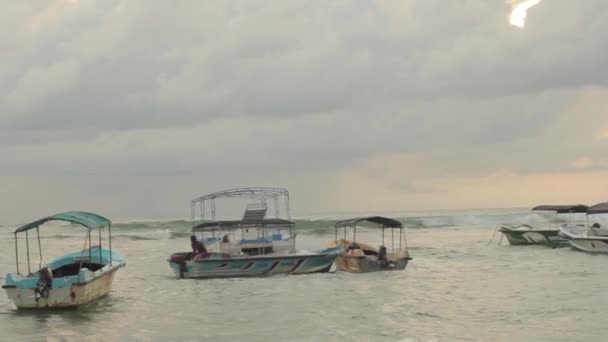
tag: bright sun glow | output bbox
[509,0,542,28]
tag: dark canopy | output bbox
[587,202,608,215]
[532,204,588,213]
[15,211,111,233]
[335,216,403,229]
[192,218,295,232]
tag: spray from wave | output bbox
[508,0,543,28]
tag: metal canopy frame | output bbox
[334,216,406,254]
[190,188,295,255]
[191,187,291,223]
[13,211,114,277]
[529,204,589,227]
[192,218,295,232]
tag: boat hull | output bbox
[168,249,339,279]
[560,226,608,253]
[566,238,608,253]
[335,255,410,273]
[3,265,123,309]
[499,226,568,247]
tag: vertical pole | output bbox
[353,226,357,242]
[286,193,291,220]
[99,226,103,264]
[15,233,20,276]
[212,199,216,221]
[88,230,92,263]
[391,228,395,253]
[274,197,279,218]
[26,230,31,274]
[335,226,338,244]
[191,201,195,226]
[382,228,385,246]
[108,223,113,266]
[530,210,533,226]
[400,227,403,250]
[36,227,42,270]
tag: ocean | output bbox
[1,208,606,341]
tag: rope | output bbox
[487,226,499,246]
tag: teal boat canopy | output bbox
[14,211,111,233]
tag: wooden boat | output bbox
[2,211,125,309]
[560,202,608,253]
[168,187,339,278]
[333,216,411,273]
[498,204,587,247]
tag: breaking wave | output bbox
[4,208,570,240]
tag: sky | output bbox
[2,0,608,223]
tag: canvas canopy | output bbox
[14,211,111,233]
[335,216,403,229]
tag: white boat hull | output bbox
[4,266,121,309]
[567,238,608,253]
[559,225,608,254]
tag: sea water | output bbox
[0,208,606,341]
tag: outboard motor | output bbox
[169,252,191,278]
[35,267,53,301]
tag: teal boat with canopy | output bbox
[2,211,125,309]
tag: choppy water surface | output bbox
[1,209,607,341]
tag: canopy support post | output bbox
[36,226,42,270]
[25,230,31,275]
[14,233,20,276]
[88,230,92,263]
[335,227,338,244]
[382,227,385,246]
[108,223,113,266]
[99,225,103,264]
[391,228,395,253]
[211,199,216,221]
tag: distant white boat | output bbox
[498,204,588,247]
[560,202,608,253]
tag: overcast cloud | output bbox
[2,0,608,223]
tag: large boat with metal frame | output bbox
[2,211,125,309]
[333,216,411,273]
[168,187,340,278]
[560,202,608,253]
[498,204,588,247]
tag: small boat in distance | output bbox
[168,187,340,278]
[498,204,588,247]
[2,211,125,309]
[333,216,412,273]
[560,202,608,253]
